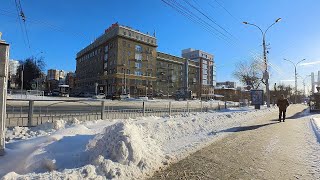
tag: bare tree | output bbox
[233,59,264,89]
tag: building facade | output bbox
[75,24,217,99]
[216,81,236,89]
[47,69,65,81]
[155,52,200,98]
[76,23,157,97]
[181,48,216,99]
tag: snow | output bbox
[1,106,277,179]
[311,117,320,142]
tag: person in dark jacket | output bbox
[277,94,290,122]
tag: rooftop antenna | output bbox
[153,29,156,37]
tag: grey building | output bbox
[182,48,216,99]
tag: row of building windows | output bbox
[122,30,155,44]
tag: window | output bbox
[135,71,143,76]
[135,45,142,52]
[123,31,127,36]
[135,62,142,69]
[129,32,131,37]
[104,45,109,52]
[104,54,108,61]
[135,53,142,60]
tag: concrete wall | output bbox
[0,39,9,155]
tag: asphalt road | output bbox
[148,105,320,180]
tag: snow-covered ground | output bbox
[311,116,320,141]
[1,106,317,179]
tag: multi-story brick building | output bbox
[76,23,215,99]
[156,52,199,98]
[76,23,157,97]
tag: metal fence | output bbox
[6,99,240,127]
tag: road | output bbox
[149,105,320,180]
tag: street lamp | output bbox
[33,51,43,93]
[243,18,281,108]
[283,58,306,103]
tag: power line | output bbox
[161,0,237,47]
[14,0,31,49]
[182,0,236,40]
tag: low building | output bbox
[216,81,236,89]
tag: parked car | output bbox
[92,93,106,99]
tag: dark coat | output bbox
[277,98,289,111]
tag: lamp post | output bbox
[243,18,281,108]
[283,58,306,103]
[34,51,43,93]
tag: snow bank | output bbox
[5,118,81,142]
[86,122,165,179]
[1,106,278,179]
[311,117,320,142]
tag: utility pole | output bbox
[243,18,281,107]
[0,33,9,156]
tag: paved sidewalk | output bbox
[148,105,320,180]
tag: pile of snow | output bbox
[1,106,278,179]
[311,117,320,141]
[5,118,81,142]
[86,122,165,179]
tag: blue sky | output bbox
[1,0,320,90]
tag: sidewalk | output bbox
[148,105,320,179]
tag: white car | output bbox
[93,93,106,99]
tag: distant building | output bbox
[182,48,216,99]
[47,69,66,82]
[47,69,59,81]
[65,72,76,91]
[76,23,157,97]
[46,69,67,92]
[156,52,199,98]
[216,81,236,89]
[8,60,20,88]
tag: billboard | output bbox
[250,90,264,105]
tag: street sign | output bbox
[250,89,264,105]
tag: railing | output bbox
[6,99,240,127]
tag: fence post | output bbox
[101,101,105,120]
[169,101,172,116]
[187,101,190,114]
[200,101,203,112]
[218,102,220,110]
[143,101,146,117]
[224,101,227,109]
[28,100,34,127]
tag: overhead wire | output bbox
[161,0,238,48]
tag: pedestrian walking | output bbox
[277,94,290,122]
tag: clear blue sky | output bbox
[1,0,320,90]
